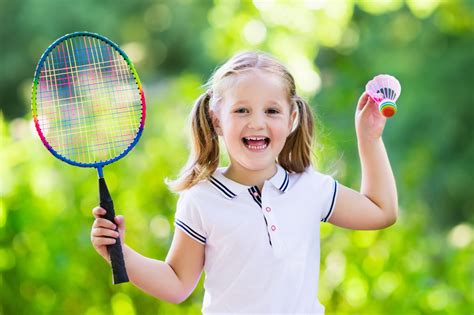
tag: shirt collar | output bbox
[209,164,290,200]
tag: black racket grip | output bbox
[99,178,129,284]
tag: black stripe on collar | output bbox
[209,176,236,199]
[279,171,289,192]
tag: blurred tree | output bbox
[0,0,214,119]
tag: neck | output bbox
[223,163,277,190]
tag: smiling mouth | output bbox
[242,136,271,150]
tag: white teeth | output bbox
[245,136,267,140]
[247,144,267,150]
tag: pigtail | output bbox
[278,96,314,173]
[165,91,220,192]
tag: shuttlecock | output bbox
[365,74,401,118]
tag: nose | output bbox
[247,112,266,129]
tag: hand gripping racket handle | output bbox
[99,178,129,284]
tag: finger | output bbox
[360,93,379,115]
[365,97,379,113]
[92,207,106,218]
[91,227,120,239]
[357,92,370,111]
[361,95,373,112]
[92,237,117,246]
[92,218,117,230]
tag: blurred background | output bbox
[1,0,473,314]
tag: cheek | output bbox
[275,130,290,146]
[274,119,293,137]
[221,117,241,142]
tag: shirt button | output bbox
[271,225,276,231]
[266,207,271,212]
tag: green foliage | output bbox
[1,0,473,314]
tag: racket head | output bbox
[31,32,146,168]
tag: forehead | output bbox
[221,70,289,104]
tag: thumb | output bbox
[357,92,370,111]
[114,215,126,245]
[114,215,125,231]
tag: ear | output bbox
[210,110,223,136]
[288,108,298,134]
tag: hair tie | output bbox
[294,95,303,107]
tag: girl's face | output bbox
[211,69,297,173]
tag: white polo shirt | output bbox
[174,163,338,314]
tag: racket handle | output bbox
[99,178,129,284]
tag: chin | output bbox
[239,158,276,170]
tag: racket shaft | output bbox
[99,178,129,284]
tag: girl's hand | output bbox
[355,92,387,142]
[90,207,125,263]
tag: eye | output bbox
[267,108,280,114]
[235,108,248,113]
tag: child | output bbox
[91,51,398,314]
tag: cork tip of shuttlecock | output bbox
[380,103,397,118]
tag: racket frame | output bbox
[31,31,146,171]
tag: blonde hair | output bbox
[166,51,315,192]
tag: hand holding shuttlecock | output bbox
[365,74,401,118]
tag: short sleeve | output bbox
[320,176,338,223]
[305,167,338,223]
[174,191,207,245]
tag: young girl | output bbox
[91,51,398,314]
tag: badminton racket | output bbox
[31,31,146,284]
